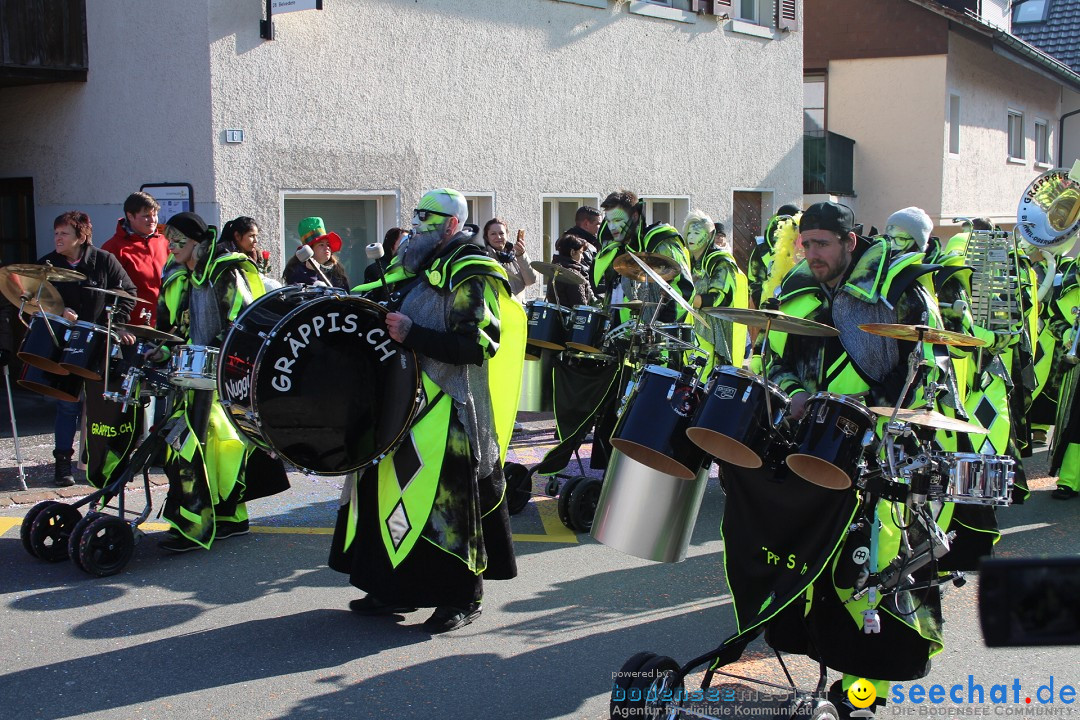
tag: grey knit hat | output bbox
[885,207,933,251]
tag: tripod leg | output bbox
[3,365,28,491]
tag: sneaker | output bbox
[1051,486,1079,500]
[513,422,524,432]
[158,534,204,553]
[215,520,250,539]
[422,602,482,633]
[348,595,418,616]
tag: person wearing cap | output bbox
[328,188,525,634]
[155,211,289,552]
[755,201,949,716]
[748,203,801,309]
[684,209,748,374]
[283,217,350,290]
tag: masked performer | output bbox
[748,204,801,309]
[156,212,288,552]
[329,188,525,633]
[684,210,748,374]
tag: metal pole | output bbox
[3,364,29,492]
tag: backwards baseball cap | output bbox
[799,201,856,236]
[297,217,343,253]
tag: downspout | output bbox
[1060,107,1080,166]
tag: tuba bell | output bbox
[1016,167,1080,249]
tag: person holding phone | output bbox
[482,218,536,298]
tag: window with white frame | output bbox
[1007,110,1025,160]
[542,195,602,261]
[736,0,763,23]
[804,76,825,134]
[1013,0,1050,23]
[283,193,397,284]
[1034,119,1050,164]
[640,196,691,230]
[463,194,495,231]
[948,94,961,154]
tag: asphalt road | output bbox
[2,395,1078,720]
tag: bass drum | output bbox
[217,286,421,475]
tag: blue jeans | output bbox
[54,399,82,454]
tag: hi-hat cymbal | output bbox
[868,406,988,435]
[530,260,587,286]
[612,252,679,282]
[859,323,987,348]
[703,307,839,337]
[119,323,183,343]
[85,286,150,304]
[4,263,87,283]
[0,267,64,315]
[625,253,710,326]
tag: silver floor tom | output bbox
[169,345,220,390]
[940,452,1014,505]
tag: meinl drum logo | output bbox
[268,312,397,392]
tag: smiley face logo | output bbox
[847,678,877,709]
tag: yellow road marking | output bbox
[1,497,580,543]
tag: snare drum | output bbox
[938,452,1014,506]
[685,366,789,468]
[169,345,220,390]
[651,323,695,350]
[17,313,72,374]
[610,365,707,480]
[525,300,570,351]
[564,306,609,354]
[217,286,421,475]
[59,321,113,380]
[787,393,876,490]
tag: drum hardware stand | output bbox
[2,363,29,491]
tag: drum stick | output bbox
[365,243,391,299]
[295,245,333,287]
[2,364,29,491]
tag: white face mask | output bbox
[686,222,713,254]
[606,208,631,243]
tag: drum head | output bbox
[685,428,764,469]
[222,294,420,474]
[785,454,852,490]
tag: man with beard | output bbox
[684,210,748,373]
[329,188,524,633]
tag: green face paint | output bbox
[606,208,630,242]
[686,222,713,254]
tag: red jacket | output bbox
[102,219,169,326]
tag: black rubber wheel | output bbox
[569,477,603,533]
[504,462,532,516]
[28,502,82,562]
[68,512,103,572]
[21,501,59,558]
[557,475,587,530]
[610,651,657,718]
[790,697,840,720]
[624,655,683,720]
[77,516,135,577]
[544,477,561,497]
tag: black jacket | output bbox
[38,244,138,324]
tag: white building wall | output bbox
[942,32,1061,230]
[826,55,948,232]
[0,1,215,253]
[205,0,803,282]
[1063,89,1080,171]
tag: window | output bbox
[1007,110,1025,160]
[463,193,494,231]
[1034,119,1050,164]
[542,195,601,261]
[948,94,961,154]
[1012,0,1050,24]
[283,193,398,285]
[804,76,825,134]
[640,196,691,229]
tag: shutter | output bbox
[691,0,730,12]
[776,0,798,30]
[713,0,732,10]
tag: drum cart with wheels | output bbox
[504,447,605,533]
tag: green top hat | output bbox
[297,216,342,252]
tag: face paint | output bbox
[686,222,713,255]
[887,230,916,252]
[401,227,444,273]
[164,225,192,253]
[605,208,630,242]
[412,208,453,233]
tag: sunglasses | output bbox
[413,209,453,223]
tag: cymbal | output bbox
[119,323,183,343]
[612,252,679,282]
[859,323,987,348]
[611,300,648,311]
[85,286,150,304]
[0,267,64,315]
[868,406,988,435]
[530,260,587,286]
[703,307,839,337]
[4,263,86,283]
[625,253,710,326]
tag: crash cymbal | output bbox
[529,260,587,286]
[4,263,87,283]
[625,253,710,326]
[703,307,839,337]
[612,252,680,282]
[85,286,150,304]
[858,323,987,348]
[0,267,64,315]
[611,300,648,311]
[119,323,183,343]
[868,406,988,435]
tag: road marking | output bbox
[1,498,580,543]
